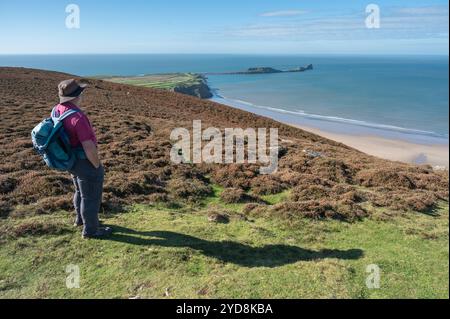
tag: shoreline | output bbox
[289,123,449,168]
[210,95,449,168]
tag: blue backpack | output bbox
[31,106,79,171]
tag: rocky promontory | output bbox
[171,75,213,99]
[208,64,314,75]
[102,73,213,99]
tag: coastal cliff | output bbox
[171,75,213,99]
[102,73,213,99]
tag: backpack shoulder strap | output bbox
[50,106,58,120]
[51,106,80,123]
[40,107,80,150]
[58,109,79,122]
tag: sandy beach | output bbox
[209,96,449,169]
[289,123,449,169]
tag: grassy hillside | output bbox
[0,67,448,298]
[0,190,448,299]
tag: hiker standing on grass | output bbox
[56,79,112,239]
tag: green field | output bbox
[101,73,204,90]
[0,186,448,299]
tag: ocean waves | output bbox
[211,93,449,144]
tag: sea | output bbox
[1,54,448,145]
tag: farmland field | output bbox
[101,73,204,90]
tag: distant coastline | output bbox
[100,63,314,99]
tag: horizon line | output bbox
[0,52,449,57]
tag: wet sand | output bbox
[290,124,449,169]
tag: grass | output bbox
[101,73,204,90]
[0,187,448,299]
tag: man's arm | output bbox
[81,140,101,169]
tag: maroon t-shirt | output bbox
[54,102,97,148]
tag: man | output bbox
[56,79,112,239]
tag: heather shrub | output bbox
[271,200,366,221]
[250,175,285,195]
[310,158,355,183]
[242,203,267,216]
[167,177,213,202]
[104,172,164,197]
[36,195,73,214]
[12,171,73,204]
[356,168,417,189]
[0,176,17,194]
[212,164,259,189]
[220,188,246,204]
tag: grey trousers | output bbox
[69,159,105,236]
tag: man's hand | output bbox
[81,140,101,169]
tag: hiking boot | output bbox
[76,220,107,228]
[82,227,113,239]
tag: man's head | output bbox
[58,79,87,104]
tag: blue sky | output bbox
[0,0,448,55]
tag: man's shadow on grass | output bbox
[108,226,364,268]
